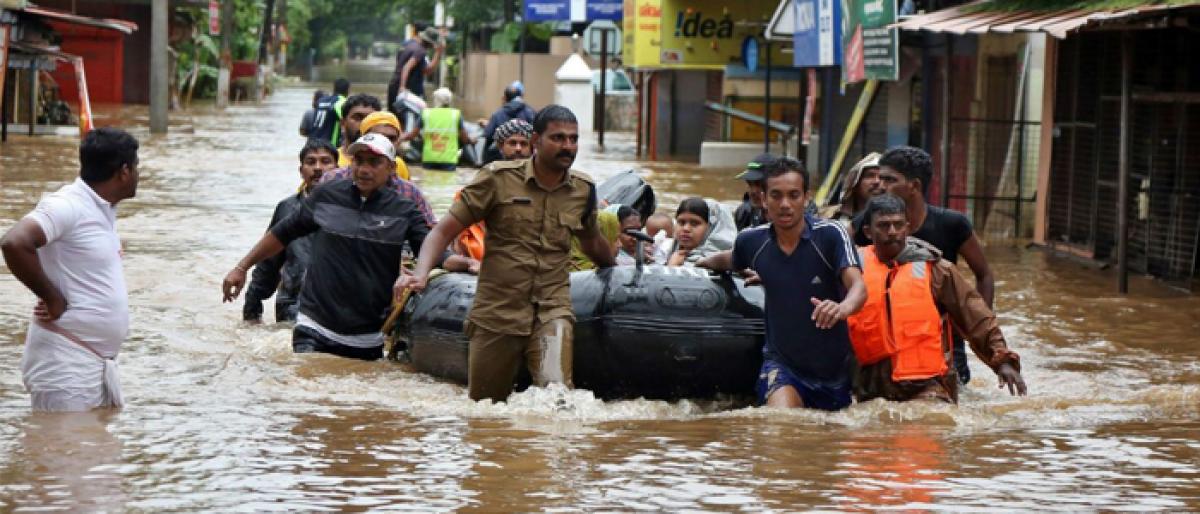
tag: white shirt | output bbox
[24,178,128,358]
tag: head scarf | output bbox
[360,111,401,134]
[672,199,737,266]
[494,119,533,144]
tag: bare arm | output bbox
[222,233,286,303]
[1,219,66,320]
[578,229,615,268]
[811,266,866,330]
[695,250,733,272]
[397,214,466,295]
[423,45,444,76]
[442,254,480,274]
[958,234,995,308]
[398,57,418,92]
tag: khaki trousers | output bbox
[466,318,574,402]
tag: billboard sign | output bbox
[793,0,841,67]
[842,0,897,82]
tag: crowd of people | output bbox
[0,63,1028,412]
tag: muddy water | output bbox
[0,86,1197,511]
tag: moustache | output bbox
[556,151,575,159]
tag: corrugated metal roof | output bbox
[893,1,1199,39]
[21,5,138,34]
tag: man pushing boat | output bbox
[398,105,615,402]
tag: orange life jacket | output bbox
[848,245,949,382]
[452,190,486,261]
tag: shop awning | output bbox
[892,1,1199,39]
[19,5,138,34]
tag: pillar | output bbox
[150,0,168,133]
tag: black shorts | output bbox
[292,325,382,361]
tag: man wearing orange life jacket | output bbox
[849,194,1027,403]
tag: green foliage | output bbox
[489,22,557,53]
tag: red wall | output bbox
[47,22,125,105]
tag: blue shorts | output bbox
[756,359,852,411]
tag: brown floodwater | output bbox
[0,85,1198,511]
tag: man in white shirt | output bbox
[1,127,140,411]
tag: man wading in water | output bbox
[698,158,866,411]
[399,105,615,402]
[222,134,438,360]
[2,128,140,411]
[850,194,1026,403]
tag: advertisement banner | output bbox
[841,0,897,82]
[623,0,662,68]
[587,0,625,20]
[528,0,624,21]
[657,0,787,69]
[793,0,841,67]
[525,0,571,21]
[208,0,220,35]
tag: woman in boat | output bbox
[614,205,646,265]
[667,197,736,267]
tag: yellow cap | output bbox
[360,111,401,134]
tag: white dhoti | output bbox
[21,322,123,412]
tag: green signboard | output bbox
[841,0,897,83]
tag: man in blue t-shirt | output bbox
[699,157,866,410]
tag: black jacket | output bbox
[271,178,432,335]
[734,193,767,232]
[245,192,312,322]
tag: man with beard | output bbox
[334,94,384,168]
[482,82,538,164]
[243,138,339,324]
[399,105,615,402]
[849,194,1025,403]
[1,128,140,411]
[850,146,995,385]
[222,134,437,360]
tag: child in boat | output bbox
[614,205,647,265]
[645,212,674,263]
[667,197,736,267]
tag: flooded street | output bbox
[1,85,1198,511]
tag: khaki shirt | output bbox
[449,158,599,335]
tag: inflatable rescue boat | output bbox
[395,265,766,400]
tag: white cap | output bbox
[346,133,396,161]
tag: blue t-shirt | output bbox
[732,215,861,386]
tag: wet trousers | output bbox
[292,326,383,361]
[466,318,573,402]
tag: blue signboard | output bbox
[525,0,570,22]
[742,36,759,73]
[586,0,624,21]
[793,0,842,67]
[525,0,622,21]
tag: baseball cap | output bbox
[509,81,525,96]
[347,133,396,161]
[734,153,778,182]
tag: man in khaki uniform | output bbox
[400,105,615,402]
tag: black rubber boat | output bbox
[395,265,766,400]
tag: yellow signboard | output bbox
[656,0,787,69]
[623,0,664,68]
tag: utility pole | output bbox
[150,0,168,133]
[217,0,233,108]
[254,0,276,102]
